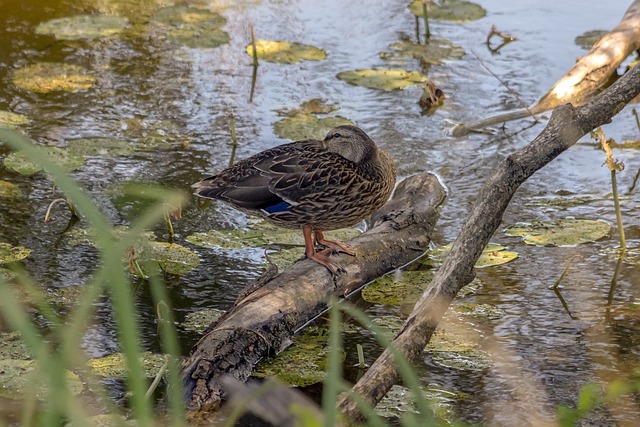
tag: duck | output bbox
[192,125,396,274]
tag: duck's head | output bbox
[323,125,377,164]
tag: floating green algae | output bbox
[87,352,166,378]
[12,62,96,93]
[0,180,22,198]
[0,359,83,398]
[362,270,435,306]
[0,110,30,129]
[254,326,344,387]
[363,270,483,306]
[0,242,31,264]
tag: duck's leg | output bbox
[314,230,356,256]
[303,225,345,274]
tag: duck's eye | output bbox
[331,132,342,139]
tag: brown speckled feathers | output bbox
[192,125,396,273]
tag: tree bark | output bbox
[452,0,640,137]
[181,173,446,414]
[337,63,640,421]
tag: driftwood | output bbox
[452,0,640,137]
[338,63,640,421]
[182,173,446,414]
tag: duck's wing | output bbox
[193,141,355,213]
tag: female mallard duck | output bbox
[192,125,396,274]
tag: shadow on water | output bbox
[0,0,639,424]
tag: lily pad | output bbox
[505,219,610,246]
[425,243,518,268]
[151,6,229,48]
[0,359,83,398]
[380,38,465,65]
[12,62,96,93]
[575,30,608,50]
[254,326,344,387]
[3,147,85,175]
[0,180,22,198]
[182,308,225,333]
[35,15,127,40]
[409,0,487,22]
[337,68,426,90]
[247,40,326,64]
[0,111,30,129]
[0,242,31,264]
[66,138,133,158]
[87,352,166,378]
[273,114,355,141]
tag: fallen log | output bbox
[181,172,446,414]
[338,63,640,421]
[452,0,640,137]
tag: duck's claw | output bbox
[307,249,346,275]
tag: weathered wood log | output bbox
[182,172,446,414]
[535,0,640,111]
[338,63,640,421]
[452,0,640,137]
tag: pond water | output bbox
[1,0,639,425]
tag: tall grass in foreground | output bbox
[0,129,187,426]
